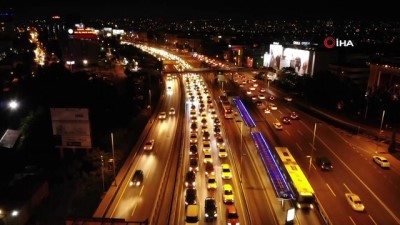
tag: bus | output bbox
[274,147,315,209]
[219,95,233,119]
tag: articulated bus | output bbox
[219,95,234,119]
[274,147,315,209]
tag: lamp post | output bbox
[312,122,318,151]
[101,154,105,193]
[378,110,386,142]
[111,132,117,186]
[307,155,312,177]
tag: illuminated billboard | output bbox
[263,44,283,68]
[281,48,310,75]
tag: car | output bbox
[190,122,198,132]
[264,108,271,114]
[190,133,198,144]
[256,101,263,107]
[273,122,283,130]
[204,152,213,164]
[169,107,176,115]
[189,145,198,159]
[185,171,196,188]
[223,184,234,204]
[185,188,197,206]
[226,205,239,225]
[207,174,217,189]
[345,193,365,212]
[202,131,210,141]
[290,112,300,120]
[214,126,221,135]
[221,164,232,179]
[215,135,225,147]
[201,124,208,133]
[143,139,155,151]
[249,86,256,91]
[268,95,275,101]
[202,141,211,153]
[282,116,291,124]
[214,118,220,126]
[316,156,333,171]
[284,96,293,102]
[258,94,266,100]
[189,158,199,172]
[372,155,390,168]
[210,110,217,118]
[158,112,167,119]
[201,118,207,125]
[204,197,217,222]
[218,145,228,158]
[185,204,199,224]
[269,103,277,110]
[205,162,215,176]
[130,170,144,187]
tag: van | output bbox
[185,204,199,224]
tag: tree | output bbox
[388,130,397,153]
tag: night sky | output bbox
[4,1,400,21]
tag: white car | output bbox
[273,122,283,130]
[258,94,266,100]
[372,155,390,168]
[260,88,266,93]
[269,103,277,110]
[158,112,167,119]
[144,139,155,151]
[345,193,365,212]
[284,96,293,102]
[169,107,176,115]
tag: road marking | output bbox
[297,129,304,136]
[140,185,144,196]
[296,143,303,152]
[284,130,291,136]
[369,214,378,225]
[343,183,352,193]
[349,216,356,225]
[131,203,137,216]
[326,183,336,197]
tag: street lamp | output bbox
[307,155,312,177]
[378,110,386,142]
[8,100,19,110]
[101,154,105,193]
[111,132,117,186]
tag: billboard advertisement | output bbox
[281,48,310,75]
[50,108,92,148]
[263,44,283,69]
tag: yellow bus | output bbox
[275,147,315,209]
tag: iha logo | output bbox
[324,37,354,48]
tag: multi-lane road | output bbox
[94,45,400,225]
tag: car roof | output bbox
[223,184,232,190]
[374,155,387,160]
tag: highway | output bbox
[230,72,400,225]
[94,43,400,225]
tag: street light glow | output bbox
[8,100,19,110]
[11,210,19,217]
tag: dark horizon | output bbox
[4,3,400,21]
